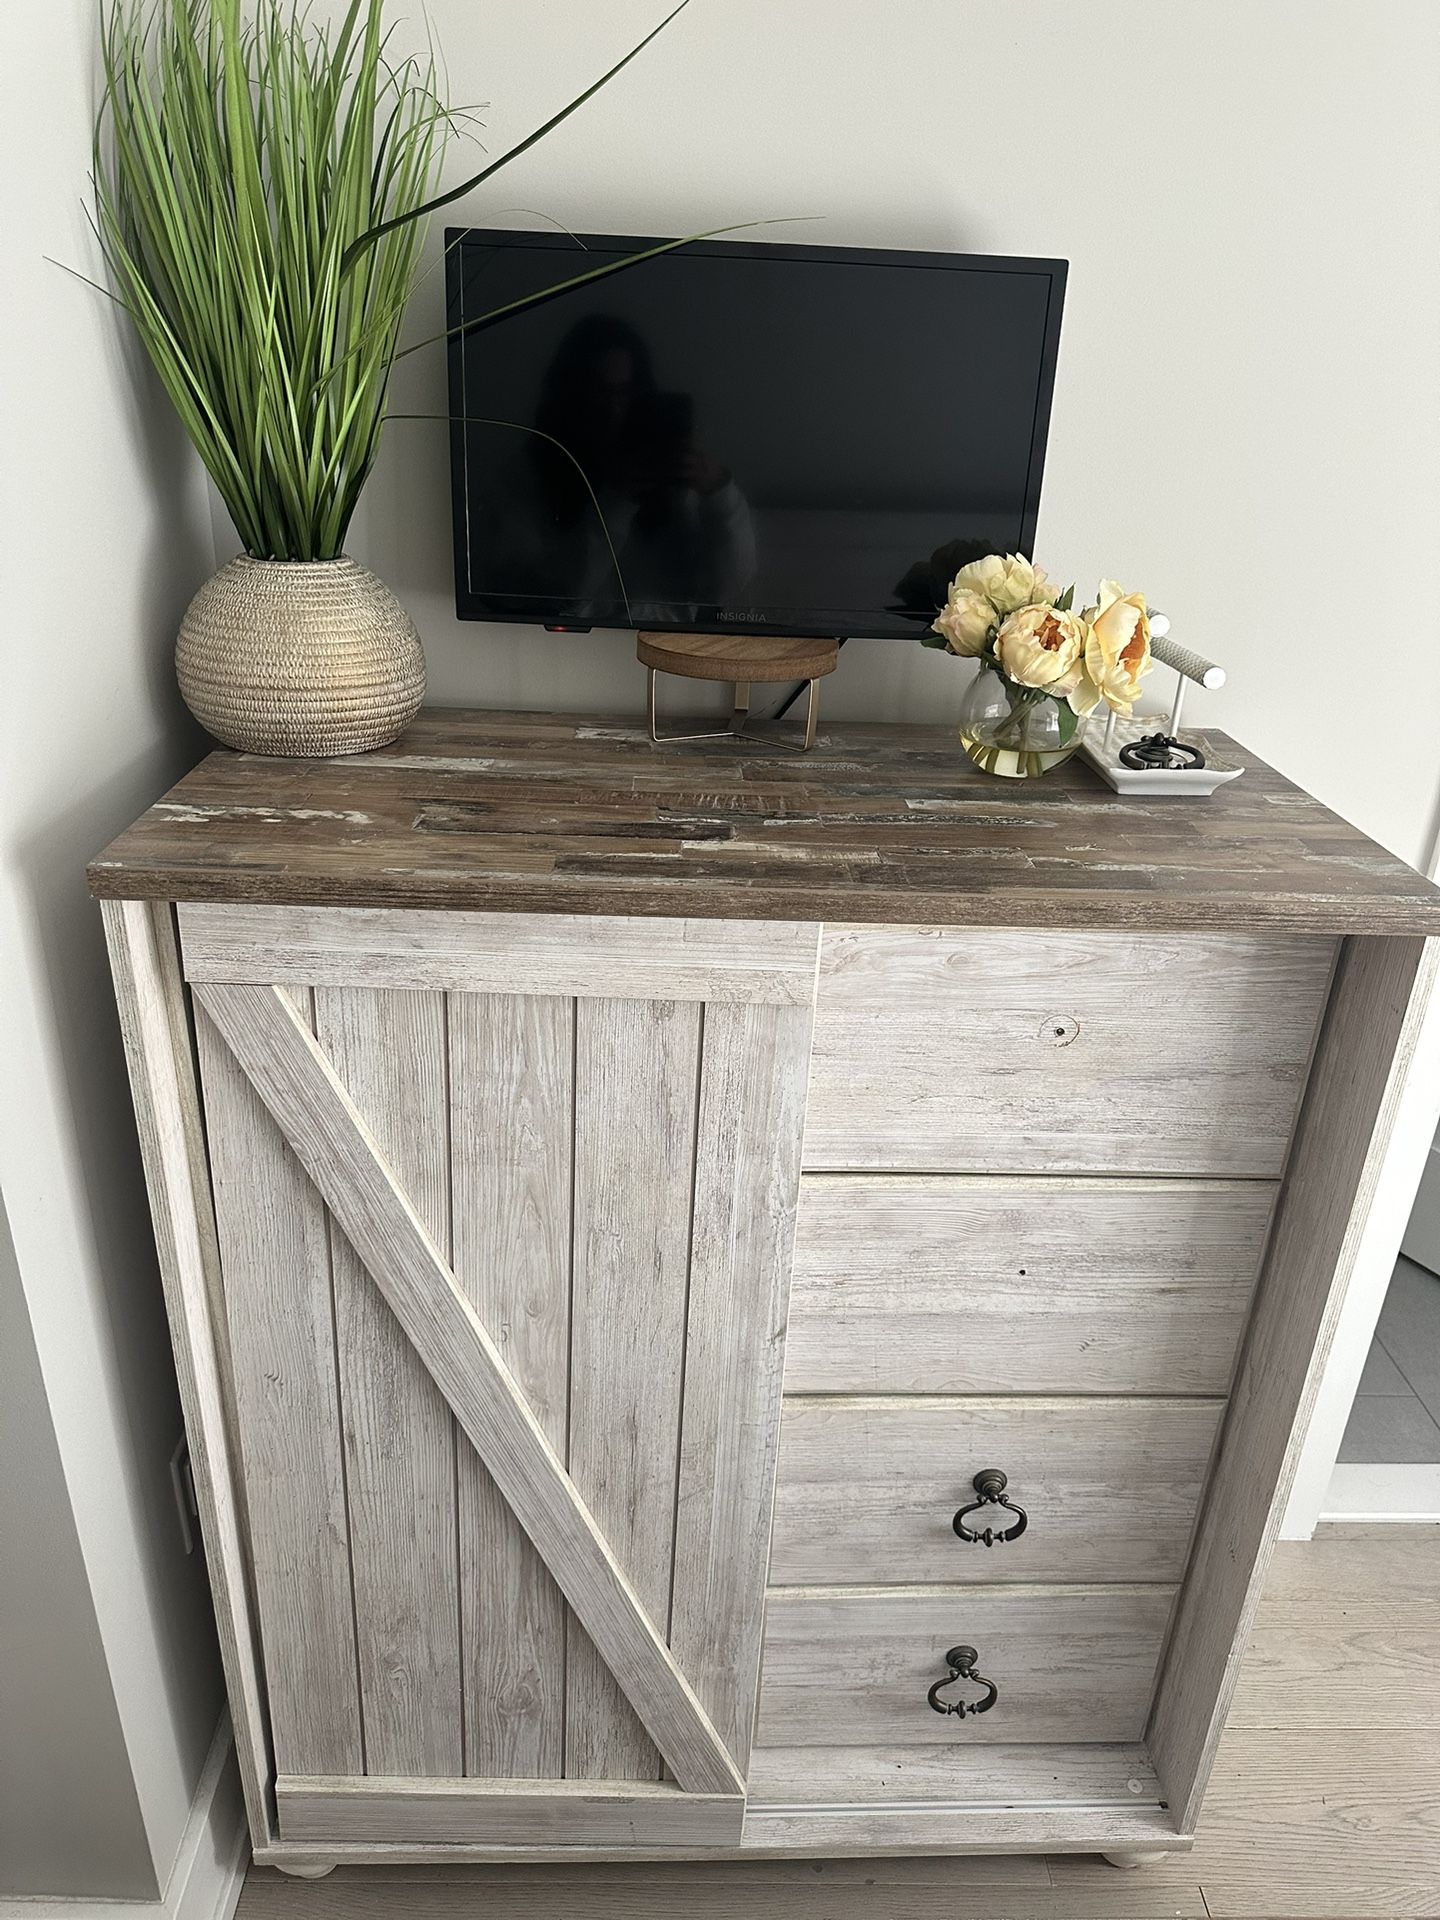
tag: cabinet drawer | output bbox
[757,1587,1173,1747]
[770,1397,1223,1588]
[805,927,1333,1175]
[786,1175,1273,1394]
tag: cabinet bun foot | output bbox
[1102,1850,1171,1870]
[275,1862,336,1879]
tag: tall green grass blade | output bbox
[340,0,689,275]
[93,0,459,558]
[390,409,634,626]
[88,0,735,564]
[400,216,816,362]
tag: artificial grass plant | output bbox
[91,0,690,561]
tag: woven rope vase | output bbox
[176,555,425,757]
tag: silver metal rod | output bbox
[1168,673,1188,737]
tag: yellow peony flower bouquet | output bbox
[923,553,1155,778]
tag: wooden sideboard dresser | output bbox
[90,712,1440,1876]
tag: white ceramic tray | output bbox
[1079,719,1243,796]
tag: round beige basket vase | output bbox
[176,554,426,757]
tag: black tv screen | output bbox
[446,230,1066,641]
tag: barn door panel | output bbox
[449,990,573,1781]
[672,998,816,1765]
[195,993,361,1780]
[313,986,461,1779]
[187,909,817,1842]
[566,996,702,1782]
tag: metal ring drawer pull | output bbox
[926,1644,999,1718]
[952,1468,1028,1547]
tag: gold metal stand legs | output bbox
[646,668,821,751]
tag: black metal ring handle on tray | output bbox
[1118,732,1207,771]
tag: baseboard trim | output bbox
[0,1714,248,1920]
[166,1716,248,1920]
[1323,1461,1440,1520]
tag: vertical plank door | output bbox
[181,904,818,1849]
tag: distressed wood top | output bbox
[88,709,1440,934]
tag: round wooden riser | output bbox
[638,630,839,751]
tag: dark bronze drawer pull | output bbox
[926,1644,999,1718]
[952,1468,1028,1546]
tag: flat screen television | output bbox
[446,230,1066,641]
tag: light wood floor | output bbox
[238,1524,1440,1920]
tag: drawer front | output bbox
[804,927,1334,1175]
[786,1175,1273,1394]
[756,1587,1174,1747]
[770,1397,1223,1588]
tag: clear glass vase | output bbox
[957,665,1086,778]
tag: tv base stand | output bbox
[638,630,839,749]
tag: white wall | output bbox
[0,1200,154,1897]
[1401,1120,1440,1274]
[332,0,1440,871]
[0,0,225,1897]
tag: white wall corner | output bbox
[0,1716,248,1920]
[1400,1136,1440,1272]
